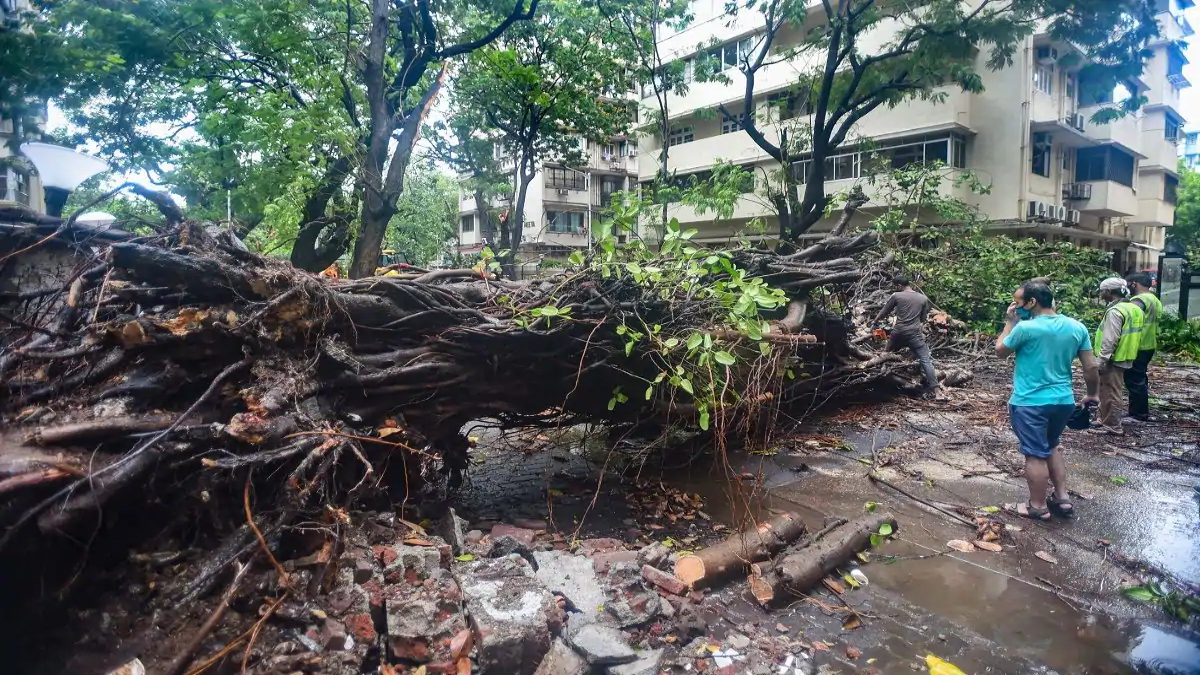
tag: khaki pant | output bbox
[1098,366,1126,428]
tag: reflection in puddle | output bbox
[1129,625,1200,675]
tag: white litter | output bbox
[849,568,870,586]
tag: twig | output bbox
[244,472,290,585]
[163,561,250,675]
[867,472,977,528]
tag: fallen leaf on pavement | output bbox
[946,540,974,553]
[450,629,473,660]
[403,538,434,547]
[823,578,846,594]
[842,615,863,631]
[811,641,830,652]
[979,506,1000,513]
[973,540,1003,552]
[1034,551,1058,564]
[926,654,967,675]
[846,646,862,659]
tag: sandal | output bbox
[1047,494,1076,519]
[1006,502,1052,522]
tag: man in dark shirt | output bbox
[873,275,940,396]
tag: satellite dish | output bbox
[19,142,110,217]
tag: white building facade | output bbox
[636,0,1192,272]
[1,0,47,214]
[456,137,639,258]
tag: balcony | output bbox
[1152,11,1194,44]
[543,185,591,207]
[1030,94,1091,147]
[1131,198,1175,227]
[1140,129,1181,171]
[1071,180,1138,216]
[1080,107,1143,155]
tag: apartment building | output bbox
[637,0,1192,272]
[1182,129,1200,168]
[456,136,639,257]
[1,0,47,214]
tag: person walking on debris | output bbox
[996,281,1099,520]
[872,275,943,398]
[1124,272,1161,423]
[1092,277,1145,434]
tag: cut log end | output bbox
[748,571,776,605]
[673,555,706,588]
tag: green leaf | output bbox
[980,506,1000,514]
[714,350,737,366]
[679,378,694,395]
[698,408,710,430]
[645,385,654,400]
[568,251,584,266]
[664,337,680,349]
[1110,476,1128,485]
[843,573,860,589]
[869,533,882,548]
[455,554,475,562]
[607,397,617,411]
[877,523,894,537]
[1123,586,1156,603]
[539,305,560,317]
[687,333,704,350]
[864,501,880,513]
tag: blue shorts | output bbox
[1009,404,1075,459]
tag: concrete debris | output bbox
[439,507,469,555]
[591,549,639,574]
[533,638,590,675]
[320,618,350,651]
[566,623,638,666]
[491,522,538,546]
[640,564,687,596]
[533,550,607,621]
[466,529,486,545]
[607,648,665,675]
[636,542,671,569]
[489,534,540,570]
[455,555,559,674]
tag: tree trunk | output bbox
[747,512,897,606]
[501,153,535,279]
[291,155,356,272]
[673,512,806,589]
[474,186,494,249]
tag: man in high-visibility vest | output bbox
[1124,272,1161,423]
[1092,277,1145,434]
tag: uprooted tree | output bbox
[0,188,976,620]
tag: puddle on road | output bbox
[646,440,1200,674]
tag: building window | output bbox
[546,210,585,233]
[767,91,812,121]
[460,215,474,233]
[1031,133,1052,177]
[0,172,7,202]
[792,133,967,183]
[1165,114,1182,141]
[1033,66,1054,95]
[1165,174,1179,204]
[1061,147,1074,176]
[1065,74,1076,105]
[668,126,694,146]
[721,112,744,135]
[12,171,30,206]
[1075,146,1135,186]
[545,167,585,190]
[702,37,754,74]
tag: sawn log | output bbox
[673,512,806,589]
[747,512,897,606]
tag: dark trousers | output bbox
[888,330,938,391]
[1123,349,1154,419]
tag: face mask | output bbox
[1016,306,1033,320]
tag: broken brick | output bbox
[490,523,536,546]
[641,565,687,596]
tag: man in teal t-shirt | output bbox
[995,281,1099,521]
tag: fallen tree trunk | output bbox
[747,512,898,606]
[673,511,806,589]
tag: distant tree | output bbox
[453,0,632,275]
[1172,165,1200,257]
[385,159,459,267]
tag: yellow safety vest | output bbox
[1132,292,1162,351]
[1095,301,1144,363]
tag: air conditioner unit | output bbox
[557,188,570,196]
[627,150,638,157]
[1054,205,1068,221]
[1036,201,1049,219]
[1066,113,1085,131]
[1027,200,1042,219]
[1066,209,1081,224]
[1036,46,1059,64]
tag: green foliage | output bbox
[385,160,460,268]
[1156,313,1200,360]
[903,237,1113,329]
[62,178,163,231]
[1123,582,1200,622]
[1171,165,1200,258]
